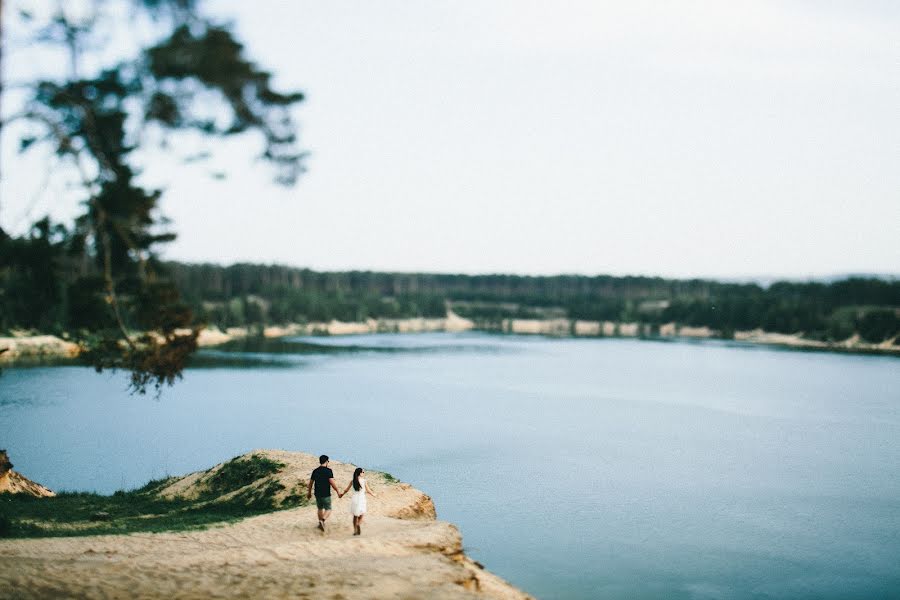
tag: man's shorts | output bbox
[315,496,332,510]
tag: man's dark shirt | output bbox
[311,466,334,498]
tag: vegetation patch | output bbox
[226,480,286,511]
[133,476,177,495]
[0,455,307,539]
[202,454,285,498]
[281,483,308,508]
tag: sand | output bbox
[0,335,79,362]
[0,451,55,498]
[194,312,476,346]
[0,472,55,499]
[0,451,531,600]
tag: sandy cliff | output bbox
[0,336,79,362]
[0,450,531,600]
[0,451,55,498]
[5,314,895,362]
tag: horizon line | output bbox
[160,259,899,284]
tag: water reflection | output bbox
[190,332,513,368]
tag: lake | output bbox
[1,333,899,599]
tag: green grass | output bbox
[201,454,285,497]
[381,472,400,484]
[0,454,308,539]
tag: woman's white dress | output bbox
[350,478,367,516]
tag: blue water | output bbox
[2,333,899,599]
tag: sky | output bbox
[2,0,899,279]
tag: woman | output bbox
[341,467,377,535]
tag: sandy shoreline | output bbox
[0,450,531,599]
[2,314,896,364]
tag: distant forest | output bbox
[161,263,899,343]
[2,233,898,344]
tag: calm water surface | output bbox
[2,333,899,599]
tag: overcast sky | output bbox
[3,1,898,279]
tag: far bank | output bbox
[1,312,897,365]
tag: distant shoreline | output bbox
[1,314,897,364]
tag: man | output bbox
[307,454,341,531]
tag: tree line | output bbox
[169,263,900,343]
[6,249,896,345]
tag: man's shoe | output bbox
[318,520,325,531]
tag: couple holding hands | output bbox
[307,454,377,536]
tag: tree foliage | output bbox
[156,263,899,344]
[1,0,305,392]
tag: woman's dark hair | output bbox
[352,467,363,491]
